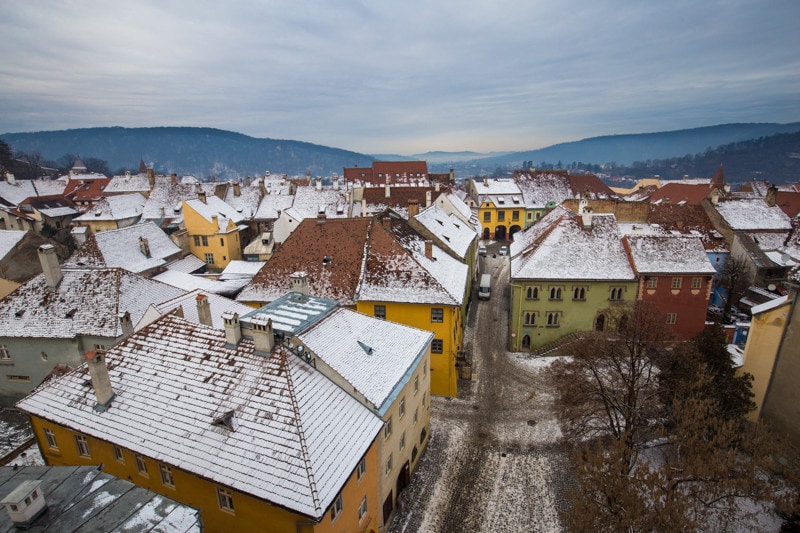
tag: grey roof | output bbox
[241,290,340,336]
[0,466,201,532]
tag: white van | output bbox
[478,274,491,300]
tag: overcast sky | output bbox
[1,1,798,155]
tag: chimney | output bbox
[766,185,778,207]
[250,317,274,353]
[223,312,242,346]
[436,181,441,192]
[449,168,454,182]
[483,176,489,187]
[196,294,212,326]
[315,177,322,191]
[316,208,326,223]
[245,176,252,187]
[424,240,433,259]
[408,199,420,218]
[333,176,339,190]
[125,170,131,179]
[138,236,151,258]
[233,182,241,197]
[159,206,165,218]
[426,190,432,207]
[361,198,367,217]
[171,173,178,183]
[385,183,391,199]
[147,168,155,187]
[37,245,62,290]
[198,191,207,204]
[7,173,16,186]
[118,311,133,338]
[85,350,115,411]
[581,209,593,229]
[291,271,309,296]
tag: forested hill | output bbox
[0,127,375,178]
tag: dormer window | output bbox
[322,255,332,266]
[213,410,239,431]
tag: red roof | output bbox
[647,183,711,205]
[64,177,112,204]
[344,161,428,185]
[776,191,800,218]
[567,174,616,197]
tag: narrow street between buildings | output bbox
[389,246,575,533]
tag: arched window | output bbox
[549,287,562,300]
[524,312,536,326]
[526,286,539,300]
[595,314,605,331]
[547,312,560,326]
[573,287,585,300]
[521,335,531,349]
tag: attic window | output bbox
[497,197,505,204]
[14,309,25,318]
[512,196,520,204]
[322,255,332,266]
[213,410,239,431]
[65,309,77,319]
[357,341,373,355]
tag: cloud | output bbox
[1,0,798,154]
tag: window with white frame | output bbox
[374,305,386,319]
[671,277,682,289]
[358,496,368,522]
[431,308,444,323]
[204,253,214,265]
[691,277,702,289]
[357,457,366,480]
[399,397,406,418]
[647,277,658,289]
[0,344,10,361]
[414,376,419,394]
[159,464,175,488]
[44,428,57,449]
[399,431,406,451]
[384,417,392,439]
[113,445,125,463]
[217,487,235,513]
[666,313,677,324]
[135,454,148,476]
[431,339,443,353]
[74,435,90,457]
[385,454,393,475]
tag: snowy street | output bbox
[389,247,575,533]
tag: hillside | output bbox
[0,127,374,179]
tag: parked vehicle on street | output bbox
[478,274,491,300]
[479,245,487,257]
[498,245,508,256]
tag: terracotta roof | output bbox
[362,185,434,217]
[776,191,800,218]
[64,177,112,204]
[343,166,374,183]
[647,204,728,252]
[567,174,617,198]
[344,161,428,185]
[647,183,712,205]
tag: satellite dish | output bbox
[768,284,776,291]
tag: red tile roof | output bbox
[344,161,428,185]
[647,183,712,205]
[64,177,112,204]
[776,191,800,218]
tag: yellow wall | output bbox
[29,415,380,533]
[356,300,459,397]
[738,302,791,421]
[478,201,524,237]
[183,201,242,271]
[74,219,118,233]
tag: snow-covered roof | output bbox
[105,172,151,194]
[242,291,339,336]
[413,204,476,259]
[0,267,186,339]
[291,186,349,220]
[255,192,294,219]
[473,178,522,197]
[0,229,26,261]
[16,314,383,520]
[514,172,574,208]
[297,308,433,414]
[219,260,265,279]
[223,182,263,219]
[72,193,146,222]
[509,205,572,258]
[184,195,246,232]
[145,289,253,329]
[165,254,206,274]
[751,295,789,315]
[64,222,181,274]
[714,199,792,231]
[153,270,249,295]
[141,177,215,224]
[511,214,636,281]
[0,179,66,206]
[625,235,717,275]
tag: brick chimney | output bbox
[426,190,432,208]
[85,350,115,411]
[37,244,62,290]
[118,311,133,338]
[361,198,367,217]
[233,182,241,197]
[408,199,420,218]
[250,316,274,353]
[147,168,155,188]
[291,271,309,296]
[196,294,212,326]
[223,312,242,346]
[385,183,391,199]
[198,191,207,204]
[425,240,433,259]
[171,173,178,183]
[139,236,151,258]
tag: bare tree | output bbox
[719,254,753,322]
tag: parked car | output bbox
[479,245,487,257]
[499,245,508,256]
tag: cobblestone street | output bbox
[389,249,576,533]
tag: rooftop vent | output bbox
[213,410,239,431]
[357,341,373,355]
[322,255,332,266]
[1,480,46,528]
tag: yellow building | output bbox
[467,177,525,240]
[18,314,384,533]
[738,295,792,422]
[183,193,247,271]
[70,193,146,233]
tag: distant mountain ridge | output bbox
[0,126,375,179]
[3,123,799,180]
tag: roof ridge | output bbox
[280,348,322,515]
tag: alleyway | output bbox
[389,249,575,532]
